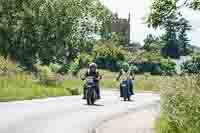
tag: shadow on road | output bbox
[84,104,104,106]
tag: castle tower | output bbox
[110,12,131,45]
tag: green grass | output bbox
[0,73,86,101]
[78,69,172,91]
[0,64,177,102]
[155,75,200,133]
[0,69,173,101]
[155,115,177,133]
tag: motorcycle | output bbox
[85,77,97,105]
[120,80,132,101]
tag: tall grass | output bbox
[0,73,77,101]
[0,56,177,101]
[0,56,82,101]
[156,75,200,133]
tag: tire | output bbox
[128,96,131,101]
[91,90,96,105]
[86,88,96,105]
[87,98,90,105]
[124,97,126,101]
[86,90,91,105]
[91,97,95,105]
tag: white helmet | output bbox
[89,62,97,69]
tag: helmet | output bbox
[122,62,129,72]
[89,62,97,69]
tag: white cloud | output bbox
[102,0,200,46]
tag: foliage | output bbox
[160,58,176,75]
[143,34,161,52]
[160,13,181,59]
[178,18,193,56]
[78,53,93,68]
[157,75,200,133]
[129,52,176,75]
[93,41,125,71]
[0,73,84,101]
[50,63,62,73]
[0,0,111,69]
[36,65,58,86]
[181,55,200,73]
[69,58,81,76]
[147,0,193,59]
[147,0,200,29]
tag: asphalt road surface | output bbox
[0,91,160,133]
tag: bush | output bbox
[50,63,62,73]
[160,58,176,75]
[93,41,125,71]
[129,52,176,75]
[181,55,200,74]
[158,75,200,133]
[78,53,93,68]
[69,59,81,76]
[36,65,61,86]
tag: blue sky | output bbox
[101,0,200,46]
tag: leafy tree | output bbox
[93,41,125,71]
[177,18,192,56]
[143,34,161,52]
[147,0,200,28]
[0,0,111,69]
[147,0,193,58]
[161,13,181,58]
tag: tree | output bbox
[147,0,194,58]
[147,0,200,29]
[143,34,161,52]
[160,13,181,58]
[177,18,192,56]
[0,0,111,69]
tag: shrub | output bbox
[93,42,125,71]
[69,58,81,76]
[181,55,200,74]
[158,75,200,133]
[78,53,93,68]
[129,52,176,75]
[160,58,176,75]
[36,65,62,86]
[50,63,62,73]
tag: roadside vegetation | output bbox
[155,75,200,133]
[147,0,200,132]
[0,56,175,102]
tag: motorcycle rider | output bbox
[116,63,135,98]
[82,63,102,99]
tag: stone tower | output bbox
[110,12,131,45]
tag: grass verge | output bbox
[155,75,200,133]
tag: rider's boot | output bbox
[96,86,101,99]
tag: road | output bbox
[0,91,160,133]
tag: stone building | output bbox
[110,12,131,45]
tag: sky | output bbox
[101,0,200,46]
